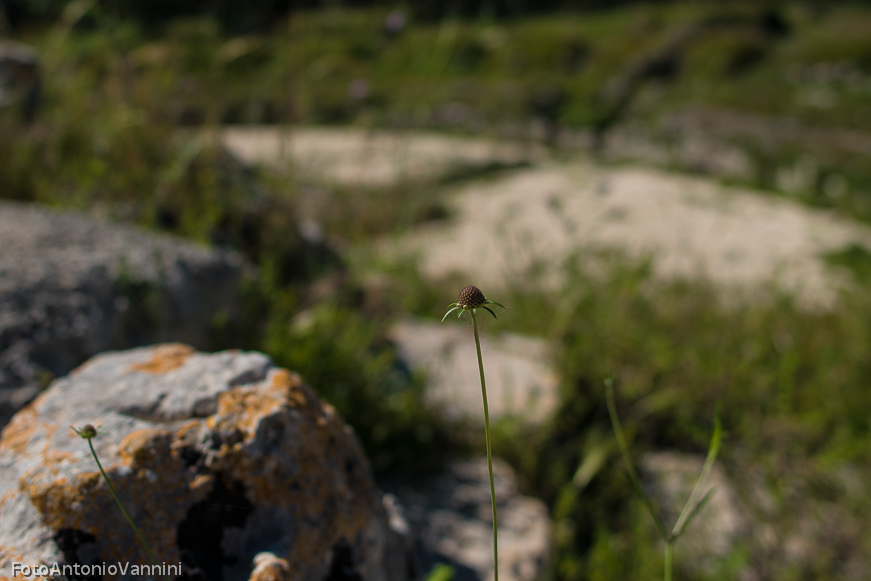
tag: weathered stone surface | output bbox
[0,201,247,429]
[0,344,412,581]
[390,319,558,424]
[390,459,550,581]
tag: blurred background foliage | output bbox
[4,0,871,579]
[7,1,871,216]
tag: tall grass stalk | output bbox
[605,378,722,581]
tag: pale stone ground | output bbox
[397,160,871,309]
[221,126,871,310]
[221,126,546,189]
[391,319,559,424]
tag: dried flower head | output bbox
[441,285,507,322]
[71,424,101,439]
[457,285,487,308]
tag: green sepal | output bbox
[441,305,463,323]
[482,306,497,319]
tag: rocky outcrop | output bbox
[0,201,247,429]
[0,344,412,581]
[389,459,550,581]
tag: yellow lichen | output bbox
[127,343,195,375]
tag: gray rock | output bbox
[390,458,550,581]
[0,344,413,581]
[0,201,247,429]
[390,319,558,424]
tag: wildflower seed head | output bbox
[442,285,507,322]
[457,285,487,309]
[72,424,98,439]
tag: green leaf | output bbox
[424,563,455,581]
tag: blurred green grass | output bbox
[6,2,871,220]
[4,2,871,578]
[385,248,871,579]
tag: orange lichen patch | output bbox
[0,547,27,581]
[212,369,318,438]
[269,369,310,408]
[0,406,42,456]
[215,389,284,437]
[22,470,101,531]
[175,420,201,440]
[189,473,213,494]
[41,450,78,478]
[0,546,24,561]
[0,489,15,511]
[127,343,195,375]
[117,428,173,467]
[44,449,76,464]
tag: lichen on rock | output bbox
[0,344,411,581]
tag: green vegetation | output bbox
[606,377,722,581]
[5,2,871,218]
[4,2,871,579]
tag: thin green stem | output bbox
[472,310,499,581]
[671,408,722,539]
[664,541,673,581]
[87,439,169,581]
[605,380,668,541]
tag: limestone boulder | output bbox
[0,201,247,429]
[0,344,412,581]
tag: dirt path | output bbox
[222,126,871,308]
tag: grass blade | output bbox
[671,406,722,539]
